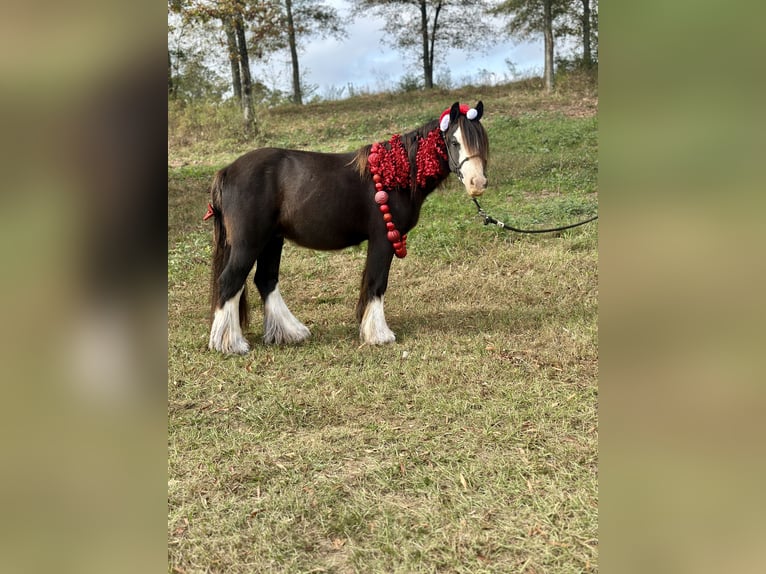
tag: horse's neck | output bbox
[403,170,449,231]
[418,167,451,198]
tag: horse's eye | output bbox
[450,139,460,148]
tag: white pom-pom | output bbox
[466,108,478,120]
[440,116,450,132]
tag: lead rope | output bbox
[472,197,598,234]
[442,129,597,234]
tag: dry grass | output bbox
[169,79,598,573]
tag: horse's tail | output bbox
[209,169,248,329]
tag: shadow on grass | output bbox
[203,284,594,353]
[242,305,567,348]
[393,305,560,340]
[230,303,586,350]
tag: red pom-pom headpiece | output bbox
[439,103,479,132]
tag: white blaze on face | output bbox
[453,127,488,197]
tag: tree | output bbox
[491,0,569,92]
[170,0,345,111]
[223,18,242,101]
[574,0,598,68]
[355,0,495,90]
[285,0,302,103]
[232,7,256,131]
[171,52,230,101]
[168,9,229,101]
[552,0,598,69]
[168,48,175,97]
[581,0,591,67]
[169,0,283,132]
[253,0,345,105]
[543,0,553,91]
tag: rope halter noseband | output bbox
[446,147,481,183]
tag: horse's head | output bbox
[440,101,489,197]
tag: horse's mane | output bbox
[352,144,373,179]
[352,115,488,197]
[352,119,441,180]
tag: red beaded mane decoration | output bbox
[368,135,410,191]
[367,128,448,259]
[416,128,447,188]
[367,135,410,258]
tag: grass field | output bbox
[168,79,598,573]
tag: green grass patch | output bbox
[169,82,598,573]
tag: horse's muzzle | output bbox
[467,176,488,197]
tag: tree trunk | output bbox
[224,17,242,102]
[285,0,302,104]
[543,0,554,93]
[168,49,174,98]
[234,14,256,133]
[581,0,592,68]
[428,1,443,89]
[419,0,432,89]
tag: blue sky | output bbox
[249,1,545,99]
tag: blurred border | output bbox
[3,0,764,571]
[601,1,765,572]
[0,2,166,572]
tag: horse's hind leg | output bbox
[209,244,257,354]
[255,235,310,345]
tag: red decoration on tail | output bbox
[203,203,215,221]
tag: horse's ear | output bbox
[449,102,461,124]
[474,101,484,121]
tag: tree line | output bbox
[168,0,597,131]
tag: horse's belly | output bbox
[279,197,369,251]
[287,230,367,251]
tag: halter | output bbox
[442,129,482,183]
[439,103,484,183]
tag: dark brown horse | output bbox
[207,101,489,353]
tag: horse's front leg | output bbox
[356,239,396,345]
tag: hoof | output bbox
[209,287,249,355]
[263,286,310,345]
[361,329,396,345]
[209,333,250,355]
[359,297,395,345]
[263,323,311,345]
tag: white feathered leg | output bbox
[360,296,396,344]
[209,286,250,354]
[263,285,310,344]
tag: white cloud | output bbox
[251,3,544,97]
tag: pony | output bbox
[206,101,489,353]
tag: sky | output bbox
[248,1,546,99]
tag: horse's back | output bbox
[224,147,356,193]
[222,147,371,250]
